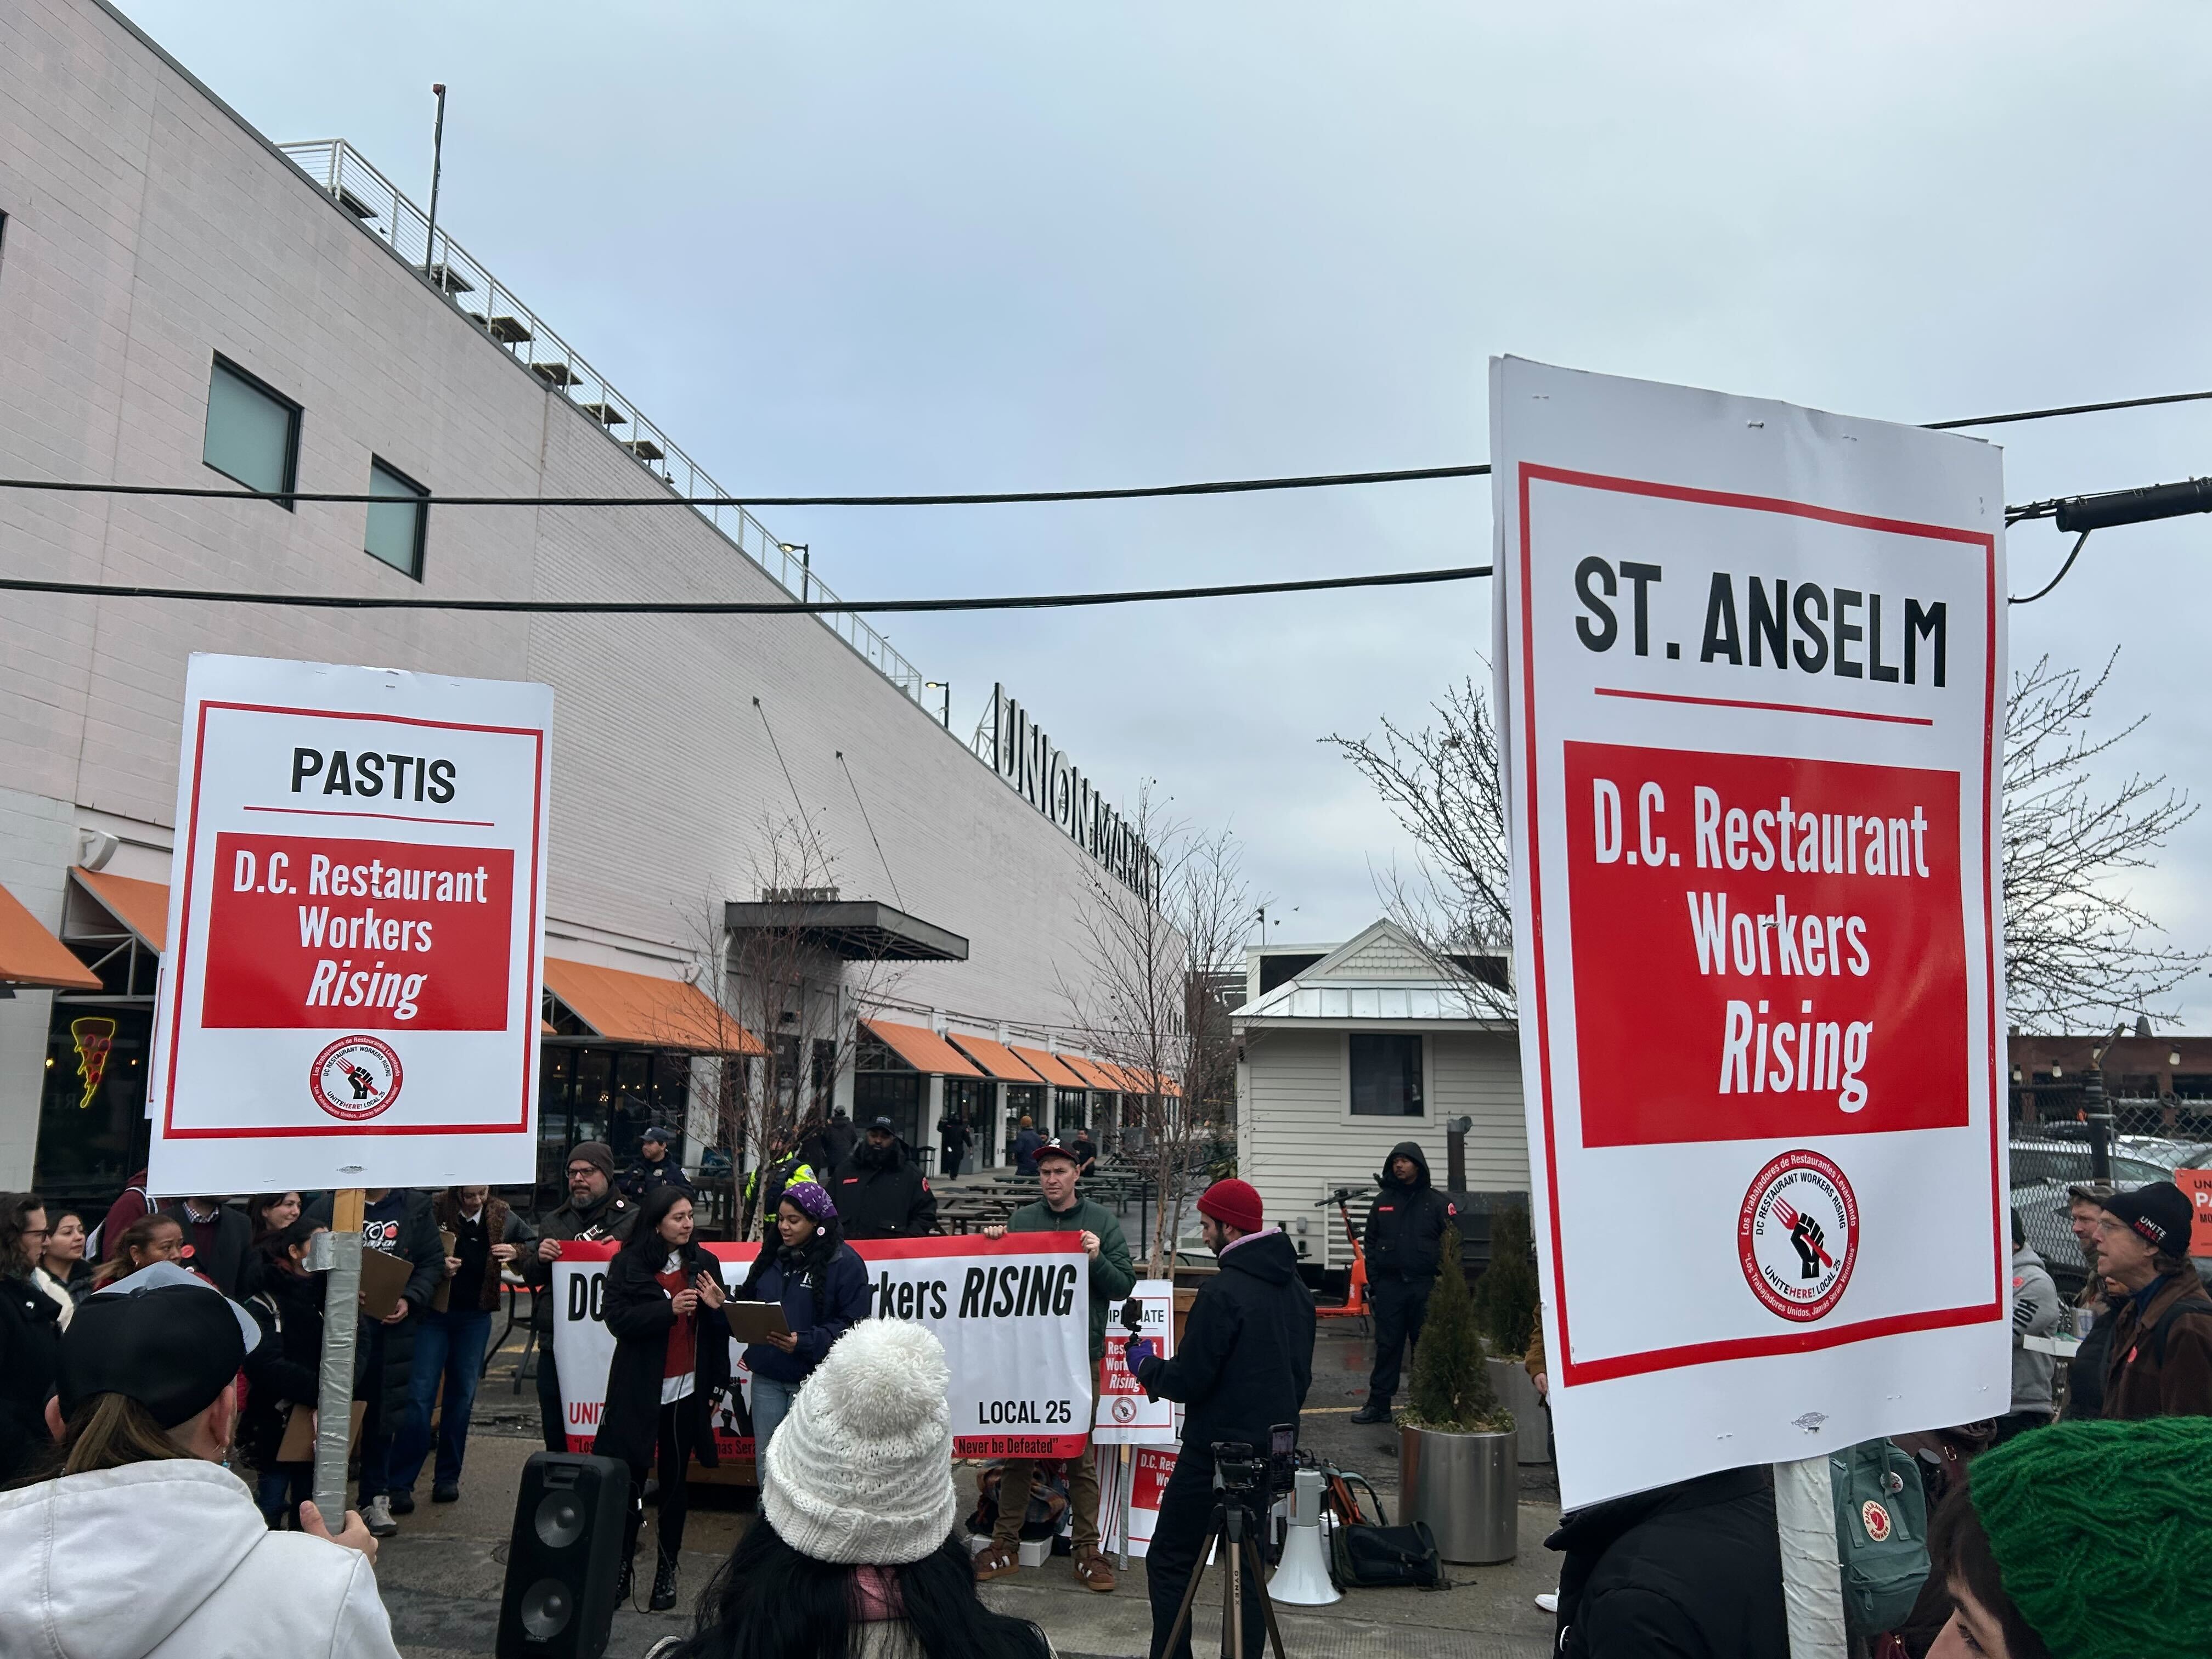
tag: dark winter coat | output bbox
[2101,1268,2212,1420]
[161,1199,253,1299]
[1547,1466,1788,1659]
[1012,1127,1043,1176]
[618,1150,695,1203]
[1362,1141,1455,1284]
[593,1239,731,1474]
[306,1189,446,1419]
[822,1116,859,1171]
[240,1262,326,1470]
[1136,1228,1314,1453]
[738,1238,871,1386]
[520,1187,639,1331]
[1006,1193,1135,1361]
[0,1270,62,1483]
[935,1118,972,1161]
[830,1146,939,1240]
[431,1191,532,1313]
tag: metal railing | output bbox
[276,138,928,706]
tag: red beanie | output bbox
[1198,1178,1264,1235]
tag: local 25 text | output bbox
[1561,742,1971,1147]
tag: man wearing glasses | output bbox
[517,1143,638,1452]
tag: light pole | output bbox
[779,542,811,604]
[2083,1018,2137,1184]
[924,680,951,729]
[424,84,447,284]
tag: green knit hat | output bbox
[1970,1417,2212,1659]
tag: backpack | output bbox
[1328,1520,1445,1589]
[1831,1438,1929,1637]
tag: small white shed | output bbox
[1232,920,1528,1273]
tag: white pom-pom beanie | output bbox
[760,1319,960,1565]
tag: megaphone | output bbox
[1269,1467,1340,1606]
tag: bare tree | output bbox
[1322,678,1516,1017]
[661,810,905,1237]
[1060,785,1249,1274]
[2003,651,2205,1032]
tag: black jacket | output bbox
[1548,1468,1788,1659]
[0,1271,61,1482]
[161,1199,253,1299]
[822,1116,859,1171]
[619,1152,695,1203]
[306,1189,446,1419]
[1362,1141,1455,1284]
[1137,1228,1314,1455]
[829,1146,939,1239]
[241,1262,326,1470]
[593,1239,731,1474]
[935,1117,971,1157]
[520,1187,639,1331]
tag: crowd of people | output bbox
[4,1136,2209,1659]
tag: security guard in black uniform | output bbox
[1350,1139,1455,1424]
[830,1116,939,1239]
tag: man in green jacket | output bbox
[975,1137,1135,1593]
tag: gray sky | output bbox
[128,2,2212,1019]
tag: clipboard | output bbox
[275,1400,366,1463]
[721,1300,791,1344]
[430,1227,458,1313]
[358,1248,413,1320]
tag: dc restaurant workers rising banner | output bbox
[551,1235,1095,1460]
[1491,359,2011,1508]
[148,654,553,1195]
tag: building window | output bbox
[1349,1034,1424,1116]
[202,356,301,504]
[365,458,428,578]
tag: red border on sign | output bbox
[1517,462,2005,1386]
[159,699,547,1139]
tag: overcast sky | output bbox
[126,2,2212,1021]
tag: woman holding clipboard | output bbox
[595,1184,729,1610]
[733,1178,869,1480]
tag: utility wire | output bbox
[0,386,2204,511]
[752,698,832,875]
[0,564,1491,614]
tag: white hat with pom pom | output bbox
[760,1318,960,1565]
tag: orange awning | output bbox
[0,882,101,990]
[862,1018,984,1078]
[72,868,170,951]
[1057,1054,1124,1092]
[543,957,766,1053]
[945,1033,1044,1085]
[1010,1044,1084,1090]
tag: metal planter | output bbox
[1400,1424,1516,1564]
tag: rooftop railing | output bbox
[277,138,928,706]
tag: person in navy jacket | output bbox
[734,1178,869,1483]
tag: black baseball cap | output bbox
[60,1281,249,1427]
[1034,1137,1080,1166]
[2101,1182,2193,1255]
[641,1125,673,1145]
[868,1116,896,1133]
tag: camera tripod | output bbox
[1158,1483,1291,1659]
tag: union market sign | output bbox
[982,685,1159,901]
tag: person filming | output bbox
[1126,1178,1314,1659]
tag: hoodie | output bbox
[1363,1141,1455,1283]
[2008,1240,2062,1415]
[0,1459,400,1659]
[1136,1227,1316,1454]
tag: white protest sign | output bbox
[1120,1446,1178,1558]
[147,654,552,1194]
[552,1234,1094,1459]
[1093,1277,1178,1444]
[1492,358,2010,1506]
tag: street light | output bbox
[779,542,811,604]
[923,680,951,730]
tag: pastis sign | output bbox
[148,654,552,1195]
[1492,359,2010,1506]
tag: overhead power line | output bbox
[0,565,1493,615]
[0,388,2204,511]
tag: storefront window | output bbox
[1055,1088,1087,1135]
[1005,1084,1043,1154]
[35,1006,154,1207]
[855,1071,923,1149]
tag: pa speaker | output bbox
[495,1451,630,1659]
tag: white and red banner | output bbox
[1492,359,2011,1506]
[551,1235,1094,1461]
[148,654,552,1194]
[1093,1277,1178,1444]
